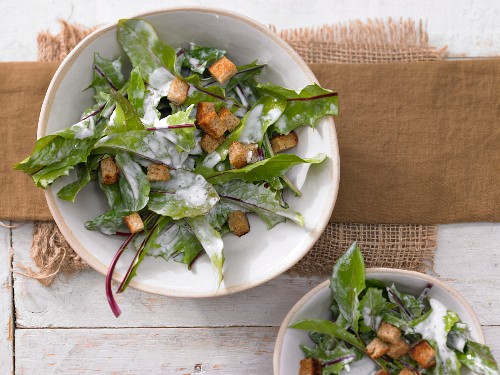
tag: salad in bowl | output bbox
[15,17,338,316]
[275,244,499,375]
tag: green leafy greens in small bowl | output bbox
[285,244,499,375]
[15,17,338,317]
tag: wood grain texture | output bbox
[15,327,277,374]
[0,224,13,375]
[13,222,500,327]
[0,0,499,61]
[12,326,500,374]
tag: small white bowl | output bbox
[274,269,485,375]
[39,7,339,297]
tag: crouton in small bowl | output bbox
[38,7,339,297]
[274,269,486,375]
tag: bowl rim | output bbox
[38,6,340,298]
[273,267,486,374]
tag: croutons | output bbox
[377,322,401,344]
[200,134,226,154]
[218,107,240,132]
[167,77,189,105]
[387,339,410,359]
[366,338,389,359]
[208,56,237,85]
[299,358,321,375]
[228,210,250,237]
[409,340,436,369]
[375,371,391,375]
[228,142,258,169]
[147,164,170,182]
[270,131,299,153]
[124,213,144,234]
[399,368,415,375]
[100,156,120,185]
[196,102,226,138]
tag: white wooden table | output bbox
[1,1,500,374]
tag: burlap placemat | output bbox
[19,19,440,284]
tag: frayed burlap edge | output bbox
[27,18,440,284]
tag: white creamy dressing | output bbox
[239,104,263,143]
[141,87,162,126]
[102,104,115,119]
[73,115,96,140]
[121,160,142,200]
[203,152,222,169]
[414,298,460,369]
[362,307,382,330]
[108,109,117,127]
[239,105,283,143]
[235,85,249,107]
[148,67,174,96]
[233,106,248,118]
[215,162,226,172]
[167,171,218,208]
[274,114,288,133]
[148,224,180,257]
[111,59,124,82]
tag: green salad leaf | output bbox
[215,180,303,228]
[227,60,265,92]
[359,288,390,332]
[56,156,100,202]
[290,319,365,351]
[202,153,326,185]
[94,130,188,168]
[115,152,150,212]
[329,242,365,333]
[117,19,176,92]
[183,44,226,74]
[258,83,338,135]
[185,216,224,285]
[457,341,500,375]
[107,89,144,133]
[148,170,219,219]
[152,105,196,152]
[127,67,146,117]
[238,96,287,144]
[88,53,126,103]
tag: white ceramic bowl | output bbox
[274,269,485,375]
[39,7,340,297]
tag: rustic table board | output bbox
[1,1,499,374]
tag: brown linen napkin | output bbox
[3,60,499,223]
[0,62,58,221]
[312,59,500,223]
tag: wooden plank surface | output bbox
[13,222,500,327]
[15,327,277,374]
[0,0,499,61]
[12,326,500,374]
[0,224,14,375]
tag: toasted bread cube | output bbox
[375,371,391,375]
[387,338,410,359]
[200,134,226,154]
[366,338,389,359]
[100,156,119,185]
[228,210,250,237]
[270,131,299,153]
[124,213,144,234]
[208,56,237,85]
[399,369,415,375]
[196,102,226,138]
[228,142,258,169]
[218,107,240,132]
[377,322,402,344]
[147,164,170,182]
[167,77,189,105]
[299,358,321,375]
[409,340,436,369]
